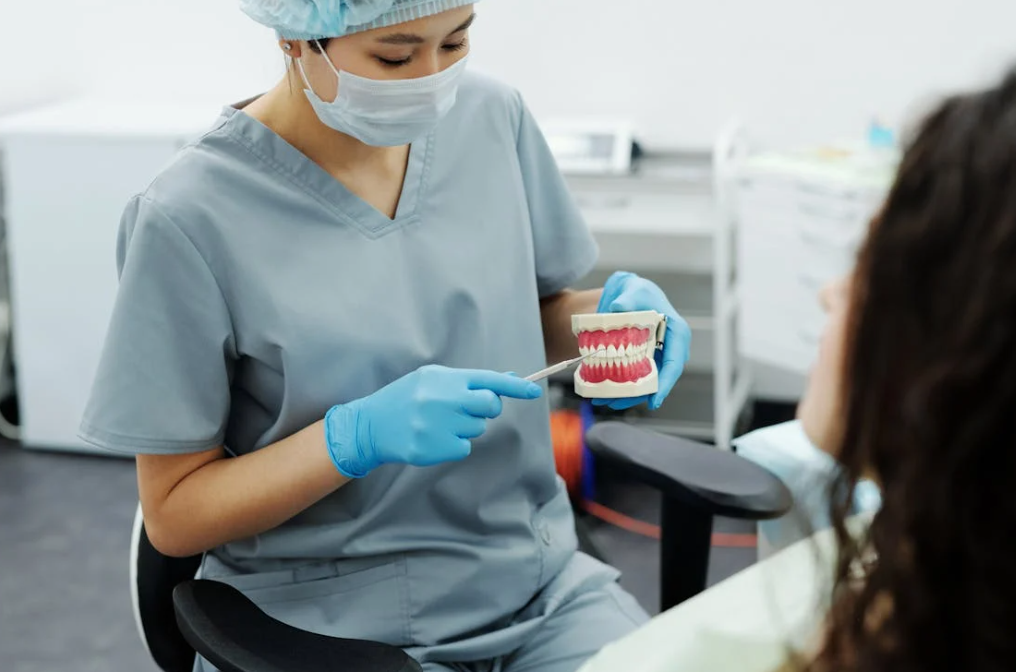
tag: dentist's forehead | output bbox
[370,11,476,44]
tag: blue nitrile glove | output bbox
[323,365,543,478]
[593,271,692,411]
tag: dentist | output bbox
[80,2,692,670]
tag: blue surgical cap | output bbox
[240,0,479,41]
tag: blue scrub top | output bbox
[80,72,605,655]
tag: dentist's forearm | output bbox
[137,421,351,557]
[539,288,602,363]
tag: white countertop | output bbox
[579,514,873,672]
[0,96,223,138]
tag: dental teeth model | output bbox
[571,310,667,399]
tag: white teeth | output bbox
[581,341,655,368]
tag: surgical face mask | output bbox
[297,45,468,147]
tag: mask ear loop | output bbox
[296,39,343,102]
[314,39,344,79]
[295,57,314,91]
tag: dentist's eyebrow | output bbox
[374,13,475,44]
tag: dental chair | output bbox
[131,421,791,672]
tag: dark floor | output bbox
[1,443,154,672]
[0,402,795,671]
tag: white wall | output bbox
[4,0,1015,148]
[467,0,1016,149]
[0,0,282,115]
[77,0,283,105]
[0,4,87,114]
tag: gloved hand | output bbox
[593,271,692,411]
[324,365,543,478]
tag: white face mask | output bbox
[297,43,468,147]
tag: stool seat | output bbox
[174,580,421,672]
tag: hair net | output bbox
[240,0,479,41]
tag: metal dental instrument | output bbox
[524,350,598,382]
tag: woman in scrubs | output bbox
[80,1,691,671]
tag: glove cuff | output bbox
[324,404,373,478]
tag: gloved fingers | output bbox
[419,436,473,464]
[607,289,670,315]
[591,395,650,411]
[465,370,542,399]
[460,389,504,419]
[649,321,691,410]
[650,358,684,410]
[607,294,646,314]
[668,312,694,351]
[453,414,488,440]
[452,437,473,459]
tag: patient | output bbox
[791,67,1016,670]
[579,66,1016,672]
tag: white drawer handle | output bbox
[577,196,633,210]
[798,273,824,291]
[798,229,856,250]
[797,201,862,221]
[796,183,862,200]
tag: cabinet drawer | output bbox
[573,188,715,236]
[737,188,878,253]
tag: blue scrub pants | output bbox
[421,580,648,672]
[195,552,648,672]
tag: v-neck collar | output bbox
[218,105,432,239]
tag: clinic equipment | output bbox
[130,420,790,672]
[731,139,896,379]
[325,366,541,478]
[569,311,666,398]
[524,350,598,383]
[868,118,896,149]
[541,120,639,175]
[239,0,479,40]
[0,98,219,454]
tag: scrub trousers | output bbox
[194,576,647,672]
[195,552,649,672]
[420,580,648,672]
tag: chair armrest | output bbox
[173,580,421,672]
[585,421,791,520]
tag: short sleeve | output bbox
[515,99,600,297]
[78,195,236,454]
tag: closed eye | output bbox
[375,40,468,68]
[376,55,412,67]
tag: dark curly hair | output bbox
[809,67,1016,671]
